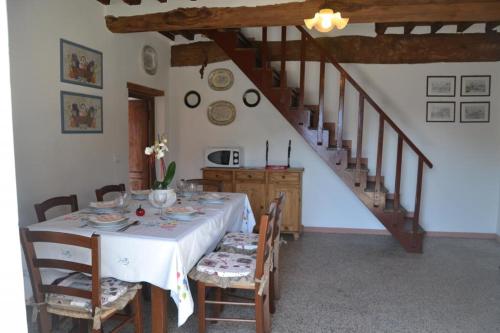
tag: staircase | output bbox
[205,26,433,253]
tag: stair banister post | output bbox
[261,27,268,69]
[336,73,346,150]
[394,136,403,210]
[374,116,384,206]
[317,54,325,145]
[280,26,287,109]
[414,157,424,234]
[355,94,364,185]
[299,30,306,112]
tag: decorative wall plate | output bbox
[184,91,201,108]
[243,89,261,107]
[207,101,236,126]
[208,68,234,91]
[142,45,158,75]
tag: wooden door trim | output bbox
[128,82,164,189]
[127,82,164,98]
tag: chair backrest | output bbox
[185,179,223,192]
[20,229,101,313]
[272,192,285,242]
[34,195,79,222]
[95,183,126,201]
[255,202,276,280]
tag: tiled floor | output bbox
[29,233,500,332]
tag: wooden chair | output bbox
[20,229,143,333]
[190,203,276,333]
[34,194,79,222]
[216,193,285,314]
[185,179,223,192]
[95,183,126,201]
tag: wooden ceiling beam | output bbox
[430,23,444,34]
[404,23,416,35]
[172,33,500,66]
[159,31,176,41]
[486,21,500,33]
[456,22,474,33]
[105,0,500,33]
[96,0,110,4]
[180,31,195,40]
[122,0,141,5]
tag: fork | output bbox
[117,220,140,232]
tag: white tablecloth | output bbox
[28,192,255,326]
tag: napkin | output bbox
[89,199,118,209]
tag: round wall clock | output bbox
[243,89,261,107]
[207,101,236,126]
[142,45,158,75]
[184,91,201,108]
[208,68,234,91]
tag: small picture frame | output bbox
[61,91,103,133]
[460,75,491,97]
[426,76,456,97]
[460,102,490,123]
[60,39,103,89]
[184,90,201,108]
[426,102,455,123]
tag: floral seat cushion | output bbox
[219,232,259,254]
[46,273,138,313]
[196,252,256,278]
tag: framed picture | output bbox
[60,39,103,89]
[460,75,490,96]
[61,91,103,133]
[460,102,490,123]
[426,76,456,97]
[426,102,455,122]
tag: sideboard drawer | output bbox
[269,172,300,184]
[203,170,232,181]
[235,170,265,182]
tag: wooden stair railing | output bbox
[205,27,433,253]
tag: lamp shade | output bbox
[304,8,349,32]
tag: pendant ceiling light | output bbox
[304,3,349,33]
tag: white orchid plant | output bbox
[145,134,176,190]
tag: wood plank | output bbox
[456,22,474,32]
[280,26,287,108]
[298,31,306,112]
[106,0,500,32]
[261,27,268,69]
[375,116,384,197]
[413,157,424,234]
[355,94,364,185]
[127,82,164,97]
[394,135,403,210]
[171,33,500,66]
[122,0,141,5]
[430,23,444,34]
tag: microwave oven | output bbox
[205,147,242,168]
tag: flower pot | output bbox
[148,188,177,208]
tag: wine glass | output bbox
[177,179,186,197]
[153,190,168,219]
[117,191,129,214]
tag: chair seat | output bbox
[46,273,140,317]
[189,252,258,289]
[218,232,259,255]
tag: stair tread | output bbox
[364,180,389,193]
[384,198,408,213]
[402,218,425,234]
[346,163,369,171]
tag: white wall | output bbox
[170,50,500,234]
[7,0,171,227]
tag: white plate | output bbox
[164,213,195,221]
[88,214,126,225]
[88,219,130,230]
[165,206,197,215]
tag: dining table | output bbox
[28,191,256,332]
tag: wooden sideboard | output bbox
[202,167,304,239]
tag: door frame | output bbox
[127,82,164,189]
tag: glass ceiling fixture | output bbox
[304,2,349,33]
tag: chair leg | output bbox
[255,291,264,333]
[269,271,276,314]
[132,290,144,333]
[213,287,224,319]
[197,282,207,333]
[37,306,51,333]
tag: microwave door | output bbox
[208,151,231,166]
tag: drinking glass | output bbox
[153,190,168,219]
[117,191,129,214]
[177,179,186,196]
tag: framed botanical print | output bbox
[60,39,103,89]
[460,76,491,97]
[426,102,455,123]
[61,91,103,133]
[460,102,490,123]
[426,76,456,97]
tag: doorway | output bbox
[127,82,164,190]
